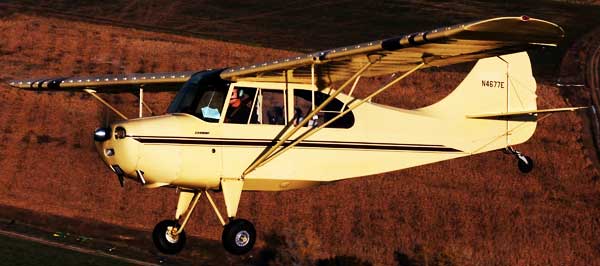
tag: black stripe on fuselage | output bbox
[130,136,461,152]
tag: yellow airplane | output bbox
[8,16,585,255]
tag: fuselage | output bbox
[95,53,539,191]
[96,104,468,191]
[95,73,469,191]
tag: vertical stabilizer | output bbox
[419,52,538,153]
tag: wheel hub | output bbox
[235,230,250,247]
[165,226,180,244]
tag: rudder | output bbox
[419,52,538,153]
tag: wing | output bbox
[220,16,564,86]
[9,16,562,92]
[8,71,199,93]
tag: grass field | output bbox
[0,234,131,266]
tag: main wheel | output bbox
[517,155,534,173]
[221,219,256,255]
[152,220,186,254]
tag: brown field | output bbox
[0,14,599,266]
[4,0,600,55]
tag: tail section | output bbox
[420,52,538,153]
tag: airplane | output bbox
[7,16,586,255]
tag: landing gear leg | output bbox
[153,179,257,256]
[206,189,257,255]
[506,147,534,173]
[153,190,202,254]
[206,187,257,255]
[216,178,256,255]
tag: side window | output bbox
[292,90,313,126]
[247,89,287,125]
[225,87,257,124]
[293,89,354,128]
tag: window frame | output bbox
[292,88,355,129]
[221,81,296,124]
[219,81,355,129]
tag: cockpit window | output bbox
[225,87,258,124]
[167,71,229,122]
[251,89,287,125]
[293,89,354,128]
[224,87,286,125]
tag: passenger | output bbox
[308,115,319,128]
[225,88,251,124]
[267,106,285,125]
[293,108,304,126]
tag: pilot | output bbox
[225,88,251,124]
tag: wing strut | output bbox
[84,89,129,120]
[255,62,427,170]
[241,59,378,178]
[85,86,154,120]
[136,87,155,117]
[139,87,144,118]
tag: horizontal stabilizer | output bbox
[466,107,588,120]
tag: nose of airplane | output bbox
[93,114,191,188]
[94,126,141,185]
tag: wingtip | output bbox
[8,80,24,88]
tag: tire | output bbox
[221,219,256,255]
[152,220,186,254]
[517,155,534,173]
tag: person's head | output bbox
[229,88,241,108]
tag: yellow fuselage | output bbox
[96,52,538,192]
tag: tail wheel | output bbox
[517,155,534,173]
[152,220,186,254]
[221,219,256,255]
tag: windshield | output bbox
[167,70,229,122]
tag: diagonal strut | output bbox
[241,60,377,178]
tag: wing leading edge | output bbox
[9,71,198,93]
[220,16,564,86]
